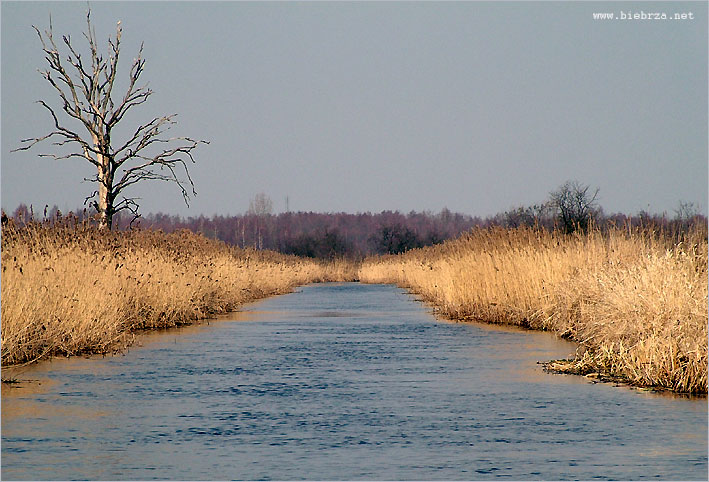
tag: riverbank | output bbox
[359,226,708,394]
[4,220,707,395]
[1,220,354,368]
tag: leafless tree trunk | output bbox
[13,9,207,229]
[248,193,272,250]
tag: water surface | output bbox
[2,283,707,480]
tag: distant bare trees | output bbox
[370,224,422,254]
[675,201,700,222]
[498,203,553,229]
[283,229,351,259]
[248,193,273,217]
[549,180,600,233]
[248,193,273,249]
[14,9,206,229]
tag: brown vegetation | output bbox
[3,216,707,395]
[359,225,708,394]
[1,219,353,367]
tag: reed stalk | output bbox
[359,225,708,394]
[1,219,351,366]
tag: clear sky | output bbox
[2,1,707,217]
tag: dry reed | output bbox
[359,226,708,394]
[1,219,353,367]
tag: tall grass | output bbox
[1,219,352,367]
[4,217,706,394]
[359,225,708,394]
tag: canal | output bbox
[2,283,707,480]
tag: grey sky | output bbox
[2,1,707,217]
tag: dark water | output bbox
[2,283,707,480]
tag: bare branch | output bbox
[112,115,171,159]
[113,136,207,201]
[113,196,142,228]
[101,21,122,115]
[13,101,101,167]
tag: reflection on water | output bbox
[2,283,707,480]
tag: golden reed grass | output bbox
[359,226,708,394]
[1,220,353,367]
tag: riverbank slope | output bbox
[359,226,708,394]
[1,220,353,367]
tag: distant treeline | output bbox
[6,201,706,259]
[149,209,477,258]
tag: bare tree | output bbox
[549,180,600,233]
[499,203,553,229]
[248,192,273,217]
[13,9,207,229]
[247,192,273,249]
[674,201,699,222]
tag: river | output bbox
[1,283,707,480]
